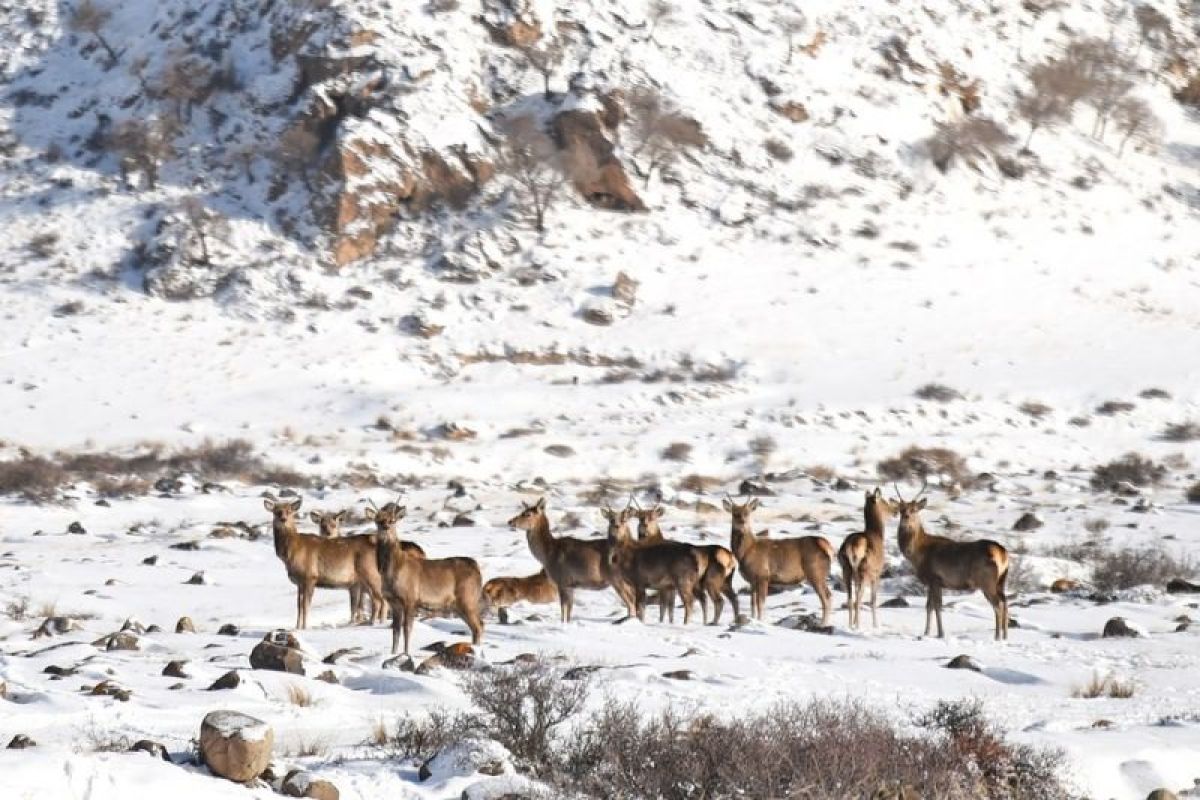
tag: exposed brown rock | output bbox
[200,710,274,783]
[552,108,646,212]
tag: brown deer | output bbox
[309,509,347,537]
[837,488,895,629]
[482,570,558,624]
[263,495,385,629]
[606,503,705,624]
[375,505,484,655]
[634,502,739,624]
[507,497,632,623]
[893,485,1009,640]
[723,497,834,624]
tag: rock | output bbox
[738,479,774,497]
[322,647,361,665]
[34,615,81,638]
[416,642,476,674]
[104,631,141,651]
[146,624,163,633]
[771,100,810,123]
[776,613,834,634]
[209,670,242,691]
[89,680,132,701]
[1050,578,1079,593]
[130,739,171,761]
[382,654,415,672]
[282,769,340,800]
[1176,623,1190,632]
[1102,617,1140,638]
[418,738,510,782]
[176,616,196,633]
[199,710,274,783]
[612,271,639,306]
[250,630,305,675]
[551,106,646,212]
[732,613,754,625]
[44,665,77,677]
[1146,790,1179,800]
[1166,578,1200,594]
[67,521,87,534]
[1012,512,1043,531]
[316,670,339,684]
[142,555,158,566]
[662,670,693,680]
[170,541,201,551]
[581,299,616,326]
[218,623,240,636]
[7,734,35,749]
[450,513,476,527]
[163,660,190,678]
[946,654,983,672]
[185,571,207,585]
[0,680,6,699]
[881,597,909,608]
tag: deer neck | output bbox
[864,504,887,541]
[898,518,925,560]
[525,515,555,564]
[272,517,297,559]
[731,521,757,558]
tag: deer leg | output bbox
[349,585,361,625]
[371,585,385,625]
[869,579,879,629]
[931,585,945,639]
[559,587,573,623]
[843,565,856,629]
[698,586,710,625]
[680,582,695,625]
[755,579,769,621]
[463,606,483,645]
[301,581,316,630]
[723,576,738,622]
[390,603,402,654]
[923,586,936,637]
[403,601,417,655]
[295,584,305,630]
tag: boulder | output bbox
[163,660,190,679]
[282,769,340,800]
[1049,578,1079,593]
[209,670,243,691]
[1146,791,1179,800]
[250,630,306,675]
[176,616,196,633]
[881,597,909,608]
[130,739,171,761]
[7,734,35,749]
[200,711,273,783]
[1012,512,1043,531]
[382,654,415,672]
[1166,578,1200,594]
[95,631,140,651]
[946,654,983,672]
[1102,617,1140,639]
[416,642,476,674]
[552,107,646,212]
[218,623,240,636]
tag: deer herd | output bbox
[263,483,1011,656]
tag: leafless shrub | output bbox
[1090,545,1195,592]
[177,197,229,266]
[1016,55,1095,147]
[877,446,971,486]
[1159,421,1200,442]
[460,659,590,772]
[1073,673,1136,699]
[1112,96,1162,156]
[68,0,121,67]
[0,454,68,501]
[1064,38,1136,139]
[1090,452,1166,490]
[370,707,485,762]
[285,683,314,707]
[1139,387,1171,400]
[513,37,564,98]
[496,115,568,233]
[915,383,962,402]
[274,124,320,191]
[1095,400,1135,416]
[660,442,693,462]
[1134,6,1173,52]
[282,736,330,758]
[763,138,794,161]
[678,474,722,493]
[626,87,706,185]
[749,436,777,465]
[158,51,217,123]
[1083,517,1111,535]
[4,597,30,620]
[93,476,151,498]
[76,720,134,754]
[108,116,178,190]
[28,232,59,258]
[925,116,1014,172]
[776,10,807,65]
[1019,400,1053,419]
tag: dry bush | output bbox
[1160,421,1200,442]
[626,87,707,185]
[496,114,568,233]
[286,682,314,707]
[283,736,330,758]
[925,116,1013,172]
[108,116,178,189]
[371,707,485,762]
[1083,517,1110,535]
[1090,545,1195,592]
[1112,96,1162,156]
[1019,401,1053,419]
[915,383,962,402]
[1139,387,1171,399]
[0,454,68,501]
[1073,673,1136,699]
[678,474,722,493]
[461,660,590,772]
[513,36,564,97]
[748,436,778,462]
[1134,5,1172,51]
[1016,57,1091,147]
[4,597,30,620]
[1089,452,1166,490]
[158,51,217,122]
[1095,400,1135,416]
[660,442,693,462]
[558,697,1071,800]
[877,446,971,486]
[68,0,120,67]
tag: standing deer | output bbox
[507,497,632,623]
[605,503,704,624]
[837,488,895,629]
[634,501,739,624]
[724,496,834,624]
[483,570,559,624]
[264,495,385,629]
[374,504,484,655]
[893,484,1009,640]
[310,509,347,537]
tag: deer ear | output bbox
[263,498,276,511]
[397,506,407,516]
[601,507,614,521]
[916,498,927,510]
[534,497,546,512]
[747,497,760,511]
[722,497,734,511]
[308,511,321,523]
[653,506,665,519]
[289,497,303,511]
[873,487,883,499]
[335,510,347,522]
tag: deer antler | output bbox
[630,494,643,511]
[892,483,906,503]
[366,497,379,511]
[914,479,929,501]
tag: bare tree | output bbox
[178,197,229,265]
[925,117,1014,172]
[1112,96,1162,156]
[777,11,807,66]
[1015,57,1095,148]
[108,116,178,189]
[514,37,564,98]
[626,88,706,186]
[1062,38,1136,138]
[159,52,216,123]
[274,125,321,191]
[1134,5,1173,54]
[68,0,121,68]
[495,115,567,233]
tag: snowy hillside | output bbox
[2,0,1200,798]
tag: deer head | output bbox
[601,503,635,545]
[508,497,547,530]
[722,495,760,528]
[892,483,929,551]
[634,502,666,540]
[309,509,347,537]
[365,497,406,532]
[264,494,302,525]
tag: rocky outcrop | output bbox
[200,710,274,783]
[552,103,646,213]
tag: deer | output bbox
[309,509,347,538]
[604,503,706,624]
[892,483,1010,640]
[837,488,896,629]
[482,570,558,624]
[723,496,834,624]
[374,502,484,655]
[507,497,633,623]
[263,494,385,629]
[634,501,739,624]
